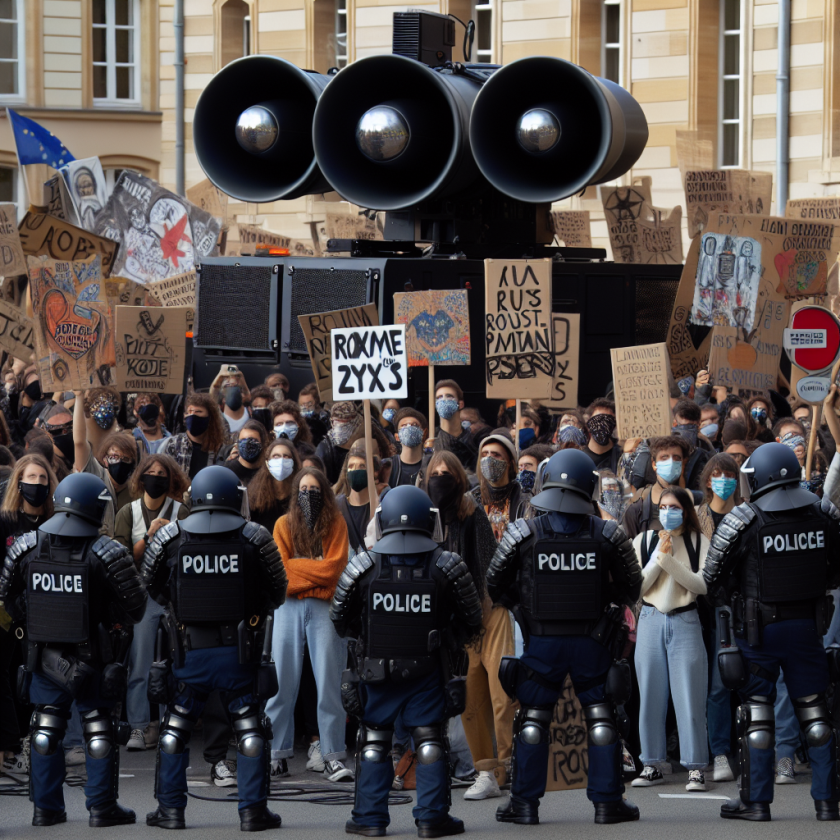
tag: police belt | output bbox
[755,600,814,626]
[642,601,697,617]
[184,623,238,651]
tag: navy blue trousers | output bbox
[353,671,449,828]
[157,646,266,812]
[512,635,622,807]
[737,619,837,804]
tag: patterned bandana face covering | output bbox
[398,425,424,448]
[91,396,118,430]
[238,438,263,463]
[275,422,298,441]
[481,455,508,483]
[586,414,616,446]
[436,398,459,420]
[329,420,357,446]
[600,488,624,521]
[382,408,396,424]
[558,425,587,447]
[517,469,536,493]
[298,488,323,530]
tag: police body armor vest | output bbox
[26,532,97,645]
[359,549,446,683]
[519,515,608,635]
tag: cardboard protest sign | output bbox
[393,290,470,366]
[610,342,672,439]
[186,178,229,227]
[786,197,840,222]
[675,129,715,179]
[325,211,382,242]
[42,175,70,221]
[330,324,408,401]
[237,224,290,253]
[549,211,592,248]
[0,296,35,359]
[299,304,379,403]
[683,170,772,239]
[61,157,108,232]
[146,271,196,308]
[545,676,588,793]
[484,258,553,399]
[114,305,191,393]
[666,237,710,381]
[19,210,118,277]
[545,313,580,408]
[0,203,26,277]
[104,276,152,310]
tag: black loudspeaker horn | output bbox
[193,55,331,203]
[469,57,648,204]
[312,55,481,211]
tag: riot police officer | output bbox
[330,485,482,838]
[486,448,642,825]
[141,465,288,832]
[704,442,840,821]
[0,472,146,827]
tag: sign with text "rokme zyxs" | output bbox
[330,324,408,401]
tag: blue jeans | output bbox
[774,673,800,762]
[264,597,347,761]
[708,607,733,757]
[825,589,840,647]
[636,605,708,769]
[127,598,165,730]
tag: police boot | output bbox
[594,798,640,824]
[32,807,67,826]
[815,801,840,821]
[239,804,282,832]
[89,801,136,827]
[345,819,386,837]
[415,815,464,838]
[495,797,539,825]
[720,798,771,821]
[146,805,187,830]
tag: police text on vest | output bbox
[31,573,83,593]
[372,593,431,612]
[182,554,239,574]
[538,553,597,571]
[762,532,825,553]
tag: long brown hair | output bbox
[659,485,702,537]
[96,431,137,464]
[424,451,476,522]
[269,399,313,445]
[699,453,742,507]
[237,418,271,452]
[2,453,57,517]
[332,440,381,496]
[248,439,301,513]
[128,453,189,502]
[285,468,340,559]
[185,392,226,453]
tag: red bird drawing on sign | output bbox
[159,214,191,267]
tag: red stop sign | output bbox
[789,306,840,374]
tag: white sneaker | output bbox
[325,759,354,782]
[712,754,733,781]
[686,770,706,791]
[270,759,289,778]
[463,770,502,800]
[306,740,326,772]
[775,757,796,785]
[64,746,86,766]
[127,722,158,751]
[631,765,664,787]
[211,759,237,787]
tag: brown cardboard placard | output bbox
[666,236,707,381]
[186,178,229,227]
[684,170,772,239]
[0,203,26,277]
[298,303,379,404]
[393,290,470,367]
[545,676,588,792]
[42,175,69,221]
[114,305,191,394]
[237,223,290,253]
[611,342,672,439]
[606,203,684,265]
[0,297,35,359]
[544,313,580,409]
[484,258,553,399]
[675,129,715,180]
[785,197,840,221]
[146,271,196,308]
[324,211,382,242]
[549,211,592,248]
[104,276,151,309]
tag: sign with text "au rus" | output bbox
[330,325,408,401]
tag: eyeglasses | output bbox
[106,454,133,465]
[659,504,682,512]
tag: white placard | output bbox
[783,328,827,349]
[331,324,408,401]
[796,375,832,404]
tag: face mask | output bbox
[238,438,263,463]
[673,423,698,448]
[348,469,368,492]
[107,459,134,486]
[19,482,49,508]
[600,488,624,521]
[587,414,616,446]
[558,425,587,447]
[92,402,116,430]
[711,476,737,501]
[271,387,286,402]
[461,419,472,431]
[268,457,295,482]
[701,423,719,439]
[654,458,682,484]
[518,428,536,448]
[224,386,243,411]
[141,474,170,499]
[52,432,75,463]
[382,408,396,423]
[185,413,210,436]
[298,488,323,530]
[428,474,458,509]
[781,431,806,452]
[274,422,298,441]
[138,403,160,426]
[300,408,315,419]
[398,425,424,449]
[480,455,508,483]
[517,469,536,493]
[659,507,684,532]
[750,407,768,423]
[329,421,356,446]
[251,407,272,431]
[24,380,42,402]
[424,446,434,456]
[436,398,459,420]
[799,419,812,434]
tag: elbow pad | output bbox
[140,521,180,599]
[330,551,375,635]
[0,531,36,600]
[93,536,147,624]
[242,521,287,609]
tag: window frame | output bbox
[92,0,142,108]
[472,0,495,64]
[601,0,622,86]
[718,0,744,168]
[0,0,26,103]
[335,0,348,69]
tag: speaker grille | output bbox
[197,263,274,350]
[289,268,369,353]
[634,278,679,346]
[392,13,421,59]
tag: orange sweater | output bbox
[273,514,349,601]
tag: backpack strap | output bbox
[640,531,659,569]
[683,530,701,574]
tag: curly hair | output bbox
[285,468,340,559]
[248,439,301,513]
[129,453,189,502]
[185,392,227,453]
[269,399,313,445]
[96,431,138,464]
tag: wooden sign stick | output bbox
[515,399,522,456]
[363,399,378,530]
[805,404,822,480]
[428,365,435,443]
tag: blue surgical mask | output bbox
[659,508,684,532]
[711,476,737,501]
[751,407,768,424]
[654,458,682,484]
[300,408,315,418]
[274,422,298,441]
[383,408,396,423]
[436,398,458,420]
[518,428,536,448]
[461,419,472,431]
[701,423,719,439]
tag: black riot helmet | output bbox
[373,485,443,554]
[529,449,598,515]
[181,465,246,535]
[741,441,817,511]
[41,473,112,538]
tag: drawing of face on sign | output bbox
[409,310,455,354]
[62,157,108,233]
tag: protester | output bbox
[473,432,527,539]
[225,419,271,486]
[131,393,171,454]
[333,441,386,553]
[210,365,251,434]
[517,444,554,495]
[247,438,301,532]
[512,408,542,451]
[159,392,227,478]
[432,379,479,471]
[316,401,386,484]
[248,385,275,432]
[271,399,314,448]
[380,398,400,432]
[583,398,622,471]
[265,372,290,400]
[389,408,428,488]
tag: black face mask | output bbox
[138,403,160,426]
[141,473,170,500]
[185,414,210,436]
[225,386,243,411]
[427,474,459,510]
[298,489,323,531]
[24,381,42,402]
[52,432,75,463]
[251,407,272,431]
[19,482,50,508]
[107,460,134,486]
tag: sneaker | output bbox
[64,746,86,767]
[325,759,354,782]
[658,761,673,775]
[270,759,289,778]
[463,770,502,800]
[775,757,796,785]
[713,754,734,782]
[686,770,706,791]
[630,765,664,787]
[307,740,326,772]
[127,722,158,751]
[621,743,636,775]
[3,750,28,777]
[211,759,237,787]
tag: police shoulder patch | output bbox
[8,530,37,561]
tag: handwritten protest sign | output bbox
[0,203,26,277]
[237,224,290,253]
[545,676,588,792]
[104,276,152,310]
[187,178,229,226]
[299,304,379,403]
[484,258,553,399]
[611,342,672,439]
[114,305,191,394]
[549,211,592,248]
[602,184,683,264]
[545,313,580,409]
[0,297,35,359]
[683,170,772,239]
[330,324,408,401]
[61,157,108,232]
[146,271,196,308]
[42,175,69,221]
[394,290,470,366]
[325,212,381,242]
[786,197,840,221]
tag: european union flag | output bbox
[7,108,74,168]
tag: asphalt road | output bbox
[0,744,836,838]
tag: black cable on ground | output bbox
[187,780,412,806]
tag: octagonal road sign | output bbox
[784,306,840,375]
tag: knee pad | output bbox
[30,706,69,756]
[159,708,197,755]
[498,656,519,701]
[737,699,775,751]
[82,709,114,760]
[231,704,267,758]
[794,694,833,748]
[358,726,393,763]
[582,703,619,746]
[517,707,553,746]
[412,724,444,765]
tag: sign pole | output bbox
[805,404,822,480]
[363,399,378,528]
[515,399,522,456]
[428,364,435,443]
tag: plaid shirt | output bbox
[158,433,224,476]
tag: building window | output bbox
[0,166,19,217]
[472,0,494,63]
[93,0,140,105]
[602,0,622,84]
[220,0,250,68]
[104,167,124,196]
[719,0,741,167]
[0,0,24,99]
[335,0,348,69]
